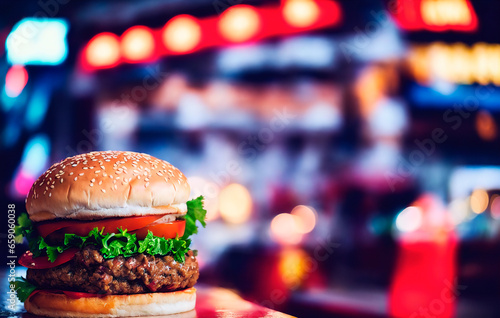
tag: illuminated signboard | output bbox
[407,42,500,86]
[392,0,478,32]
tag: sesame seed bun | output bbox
[26,151,190,222]
[24,288,196,317]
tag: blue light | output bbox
[6,18,69,65]
[21,134,51,176]
[25,82,50,129]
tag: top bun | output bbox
[26,151,190,222]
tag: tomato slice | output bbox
[37,215,166,237]
[19,248,78,269]
[37,220,81,238]
[131,220,185,239]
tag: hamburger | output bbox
[14,151,206,317]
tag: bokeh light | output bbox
[279,248,309,289]
[491,195,500,219]
[121,26,155,61]
[219,5,260,43]
[475,110,497,141]
[470,189,489,214]
[270,213,303,245]
[163,15,201,53]
[219,183,252,224]
[283,0,320,28]
[290,205,317,234]
[395,206,423,232]
[85,32,120,68]
[5,65,28,98]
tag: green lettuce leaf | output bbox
[183,196,207,238]
[13,277,37,302]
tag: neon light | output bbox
[407,42,500,85]
[5,65,28,98]
[6,18,68,65]
[282,0,320,28]
[12,134,50,197]
[80,1,342,70]
[219,5,261,43]
[84,32,121,69]
[393,0,478,32]
[121,26,155,62]
[162,15,202,53]
[25,82,51,129]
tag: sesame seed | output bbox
[74,177,78,181]
[99,180,102,185]
[91,178,95,182]
[69,172,74,175]
[95,170,100,174]
[49,193,52,197]
[101,189,106,193]
[90,183,94,187]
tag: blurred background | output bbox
[2,0,500,317]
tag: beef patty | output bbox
[26,246,199,294]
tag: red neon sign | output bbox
[392,0,478,32]
[80,0,342,70]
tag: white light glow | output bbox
[6,18,68,65]
[395,206,423,232]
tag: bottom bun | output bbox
[24,288,196,318]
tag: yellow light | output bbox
[270,213,303,245]
[291,205,316,234]
[219,5,260,43]
[163,15,201,53]
[470,189,489,214]
[85,33,120,68]
[219,183,252,224]
[407,43,500,85]
[278,248,308,289]
[421,0,472,27]
[121,26,155,61]
[283,0,320,28]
